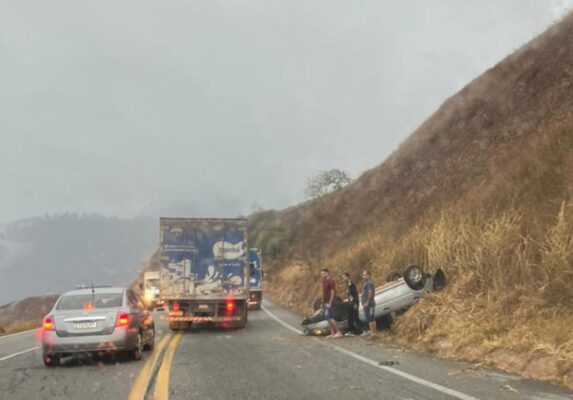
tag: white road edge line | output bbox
[0,328,38,340]
[0,346,38,362]
[262,305,480,400]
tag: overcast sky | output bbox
[1,0,572,223]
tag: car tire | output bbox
[43,352,59,367]
[144,327,155,351]
[132,332,143,361]
[386,271,402,282]
[403,265,427,290]
[376,314,393,330]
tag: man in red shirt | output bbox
[320,268,342,338]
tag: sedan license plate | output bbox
[74,321,97,329]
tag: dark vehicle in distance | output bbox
[41,286,155,366]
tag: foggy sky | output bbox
[1,0,572,223]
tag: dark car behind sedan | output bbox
[41,287,155,366]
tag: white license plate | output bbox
[74,321,97,329]
[198,304,209,310]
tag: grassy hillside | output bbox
[0,295,58,335]
[250,12,573,389]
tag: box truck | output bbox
[160,218,248,330]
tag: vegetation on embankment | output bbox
[0,295,58,336]
[260,203,573,389]
[251,12,573,390]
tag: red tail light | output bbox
[116,312,130,327]
[43,316,54,331]
[225,300,236,313]
[172,302,180,312]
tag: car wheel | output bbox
[132,331,143,361]
[386,271,402,282]
[43,352,59,367]
[144,327,155,351]
[376,314,393,330]
[403,265,427,290]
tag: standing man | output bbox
[360,270,377,338]
[320,268,342,338]
[342,273,362,336]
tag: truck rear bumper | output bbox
[167,315,242,323]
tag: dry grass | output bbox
[265,204,573,388]
[0,320,41,336]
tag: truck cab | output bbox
[143,271,162,310]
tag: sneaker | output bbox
[344,332,355,337]
[360,331,371,337]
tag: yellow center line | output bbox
[127,333,173,400]
[153,332,183,400]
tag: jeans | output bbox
[347,302,362,334]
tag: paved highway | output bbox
[0,301,571,400]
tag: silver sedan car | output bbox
[41,287,155,366]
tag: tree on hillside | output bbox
[305,169,352,200]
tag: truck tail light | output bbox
[225,300,236,314]
[43,316,55,331]
[116,312,130,327]
[172,302,180,312]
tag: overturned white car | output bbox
[301,265,446,336]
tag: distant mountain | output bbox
[0,214,157,305]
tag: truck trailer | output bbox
[159,218,249,330]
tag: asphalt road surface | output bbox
[0,300,572,400]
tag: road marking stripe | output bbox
[261,305,304,335]
[0,328,37,340]
[153,332,183,400]
[127,333,172,400]
[0,346,37,361]
[262,305,480,400]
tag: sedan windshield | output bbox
[56,293,123,310]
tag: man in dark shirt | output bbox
[342,273,362,336]
[320,268,342,338]
[361,270,377,338]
